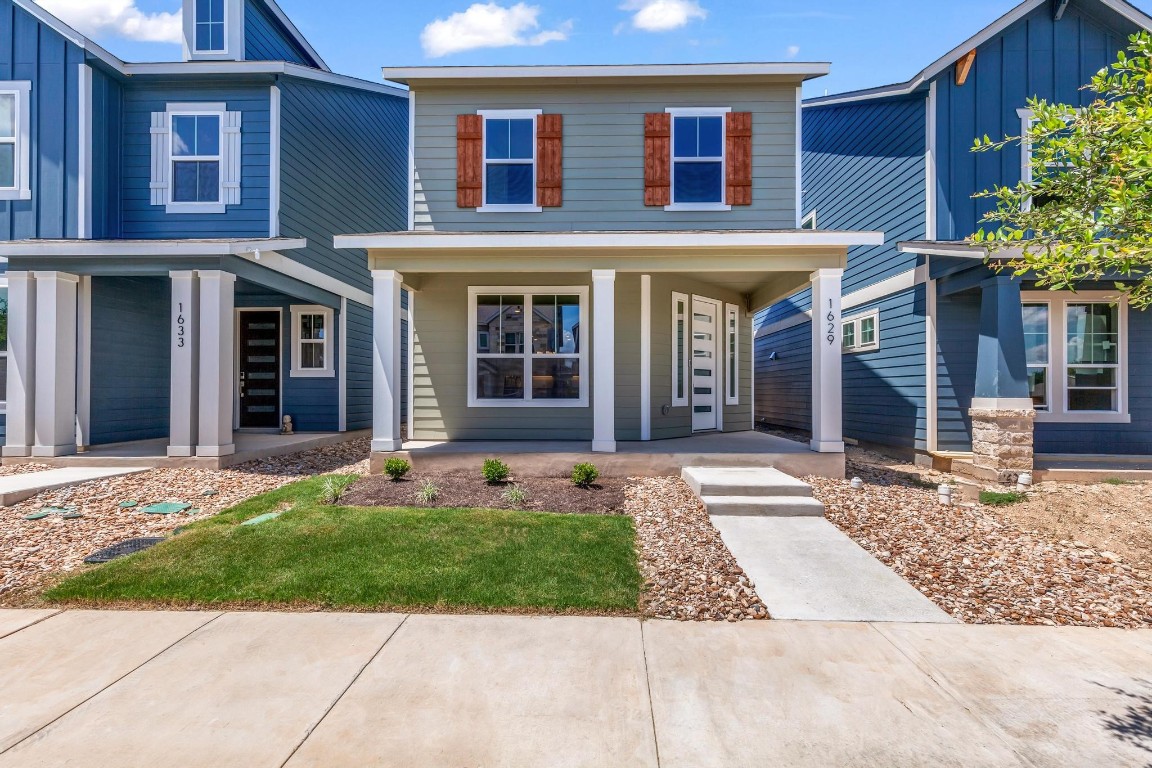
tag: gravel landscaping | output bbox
[626,476,768,622]
[0,440,369,603]
[811,462,1152,629]
[342,472,626,514]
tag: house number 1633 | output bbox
[176,302,186,348]
[826,299,837,346]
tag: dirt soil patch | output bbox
[342,472,625,515]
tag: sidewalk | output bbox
[1,609,1149,767]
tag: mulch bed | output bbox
[341,472,626,515]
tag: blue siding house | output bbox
[0,0,408,464]
[756,0,1152,480]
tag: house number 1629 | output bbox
[826,299,837,346]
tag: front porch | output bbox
[375,430,844,478]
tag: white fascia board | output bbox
[1099,0,1152,29]
[897,241,990,259]
[237,249,372,306]
[383,62,830,84]
[0,238,307,257]
[121,62,408,98]
[335,231,885,250]
[258,0,331,71]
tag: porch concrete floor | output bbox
[392,431,845,478]
[3,431,370,471]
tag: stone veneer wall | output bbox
[969,408,1036,483]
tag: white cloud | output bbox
[620,0,706,32]
[35,0,182,43]
[785,45,800,59]
[421,3,572,58]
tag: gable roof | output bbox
[253,0,329,72]
[806,0,1152,107]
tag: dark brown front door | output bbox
[239,311,281,429]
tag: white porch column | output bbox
[372,269,403,452]
[32,271,79,457]
[169,271,200,457]
[3,272,35,457]
[592,269,616,453]
[75,276,92,450]
[810,268,845,453]
[196,270,236,458]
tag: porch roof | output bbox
[0,238,308,258]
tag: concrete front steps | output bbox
[680,467,825,517]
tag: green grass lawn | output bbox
[46,476,642,613]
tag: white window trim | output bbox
[290,305,335,378]
[1017,106,1079,213]
[193,0,227,54]
[477,109,542,213]
[467,286,589,408]
[842,310,879,353]
[724,303,739,406]
[801,210,817,230]
[671,291,690,406]
[166,104,226,214]
[0,82,32,201]
[665,107,732,212]
[1023,290,1130,424]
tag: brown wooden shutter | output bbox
[456,114,484,208]
[644,112,671,207]
[726,112,753,206]
[536,114,563,207]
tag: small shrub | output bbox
[1104,477,1134,486]
[482,458,511,484]
[572,462,600,488]
[382,458,412,482]
[501,486,528,507]
[415,481,439,506]
[979,490,1026,506]
[320,476,355,504]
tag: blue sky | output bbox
[39,0,1152,96]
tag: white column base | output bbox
[2,447,32,458]
[810,439,846,454]
[31,444,80,458]
[196,444,236,458]
[167,445,198,458]
[592,440,617,453]
[372,438,404,452]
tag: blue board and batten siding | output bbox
[0,0,82,240]
[90,67,123,239]
[243,0,314,66]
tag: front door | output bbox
[692,297,719,431]
[238,310,281,429]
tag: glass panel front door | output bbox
[692,297,719,431]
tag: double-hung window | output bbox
[842,311,879,353]
[171,112,222,206]
[668,107,729,210]
[481,110,539,211]
[0,82,31,201]
[1017,107,1077,212]
[290,305,334,378]
[469,288,587,407]
[1021,292,1128,421]
[194,0,227,53]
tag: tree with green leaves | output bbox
[972,31,1152,308]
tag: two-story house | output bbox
[0,0,408,465]
[756,0,1152,481]
[337,64,881,474]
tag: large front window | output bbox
[482,111,538,208]
[470,289,587,407]
[1021,293,1127,420]
[669,109,727,208]
[171,113,222,204]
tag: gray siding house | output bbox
[338,65,881,466]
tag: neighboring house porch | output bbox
[0,238,372,464]
[338,229,882,478]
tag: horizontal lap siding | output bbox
[278,79,407,294]
[346,299,372,430]
[121,83,270,238]
[413,84,797,231]
[802,95,927,295]
[843,287,927,450]
[936,290,980,452]
[615,274,642,441]
[755,319,810,432]
[244,0,313,65]
[936,2,1137,240]
[90,277,171,444]
[0,0,82,240]
[1036,307,1152,455]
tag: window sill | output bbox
[1034,411,1131,424]
[476,204,543,213]
[167,202,226,215]
[0,188,31,201]
[467,399,588,409]
[290,368,335,379]
[664,203,731,212]
[843,345,879,354]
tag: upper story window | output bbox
[194,0,227,53]
[150,103,242,215]
[0,82,31,201]
[669,109,727,208]
[1017,107,1077,212]
[480,110,541,211]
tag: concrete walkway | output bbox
[0,467,151,506]
[712,515,955,623]
[0,610,1149,767]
